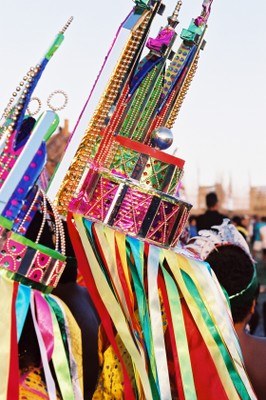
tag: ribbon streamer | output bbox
[30,291,57,400]
[0,275,15,399]
[46,296,76,400]
[147,245,172,400]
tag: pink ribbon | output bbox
[34,291,54,360]
[30,292,57,400]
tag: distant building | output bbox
[46,119,70,177]
[194,183,266,216]
[249,186,266,216]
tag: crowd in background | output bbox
[188,192,266,259]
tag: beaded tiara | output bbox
[186,219,259,303]
[185,219,253,261]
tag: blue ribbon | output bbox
[16,283,31,340]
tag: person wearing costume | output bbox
[0,1,259,400]
[186,219,266,399]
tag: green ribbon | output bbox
[11,232,66,261]
[126,236,160,400]
[83,219,116,292]
[46,295,69,359]
[45,33,64,60]
[46,294,75,400]
[161,264,197,400]
[0,216,13,230]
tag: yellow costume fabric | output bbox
[19,368,61,399]
[93,327,137,400]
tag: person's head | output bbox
[241,215,249,228]
[232,215,242,227]
[189,215,197,226]
[206,191,218,209]
[206,245,259,323]
[185,219,259,324]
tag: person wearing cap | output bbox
[186,219,266,400]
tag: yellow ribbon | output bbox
[147,245,172,399]
[96,226,131,320]
[182,259,243,361]
[48,299,76,400]
[0,274,14,400]
[161,264,197,400]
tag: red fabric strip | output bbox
[115,136,185,168]
[182,300,229,400]
[7,281,19,400]
[114,237,140,336]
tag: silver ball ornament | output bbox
[150,126,173,150]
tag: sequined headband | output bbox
[185,219,253,261]
[229,267,259,305]
[186,219,259,303]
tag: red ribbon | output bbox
[7,281,19,400]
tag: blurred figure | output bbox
[259,216,266,259]
[196,192,227,231]
[231,215,248,241]
[252,216,264,254]
[188,215,198,238]
[250,215,259,248]
[241,215,251,242]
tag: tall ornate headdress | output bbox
[48,0,215,250]
[44,2,255,399]
[0,18,84,400]
[0,18,74,290]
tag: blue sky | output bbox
[1,0,266,203]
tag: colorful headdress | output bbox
[46,0,215,250]
[0,19,84,400]
[0,18,74,290]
